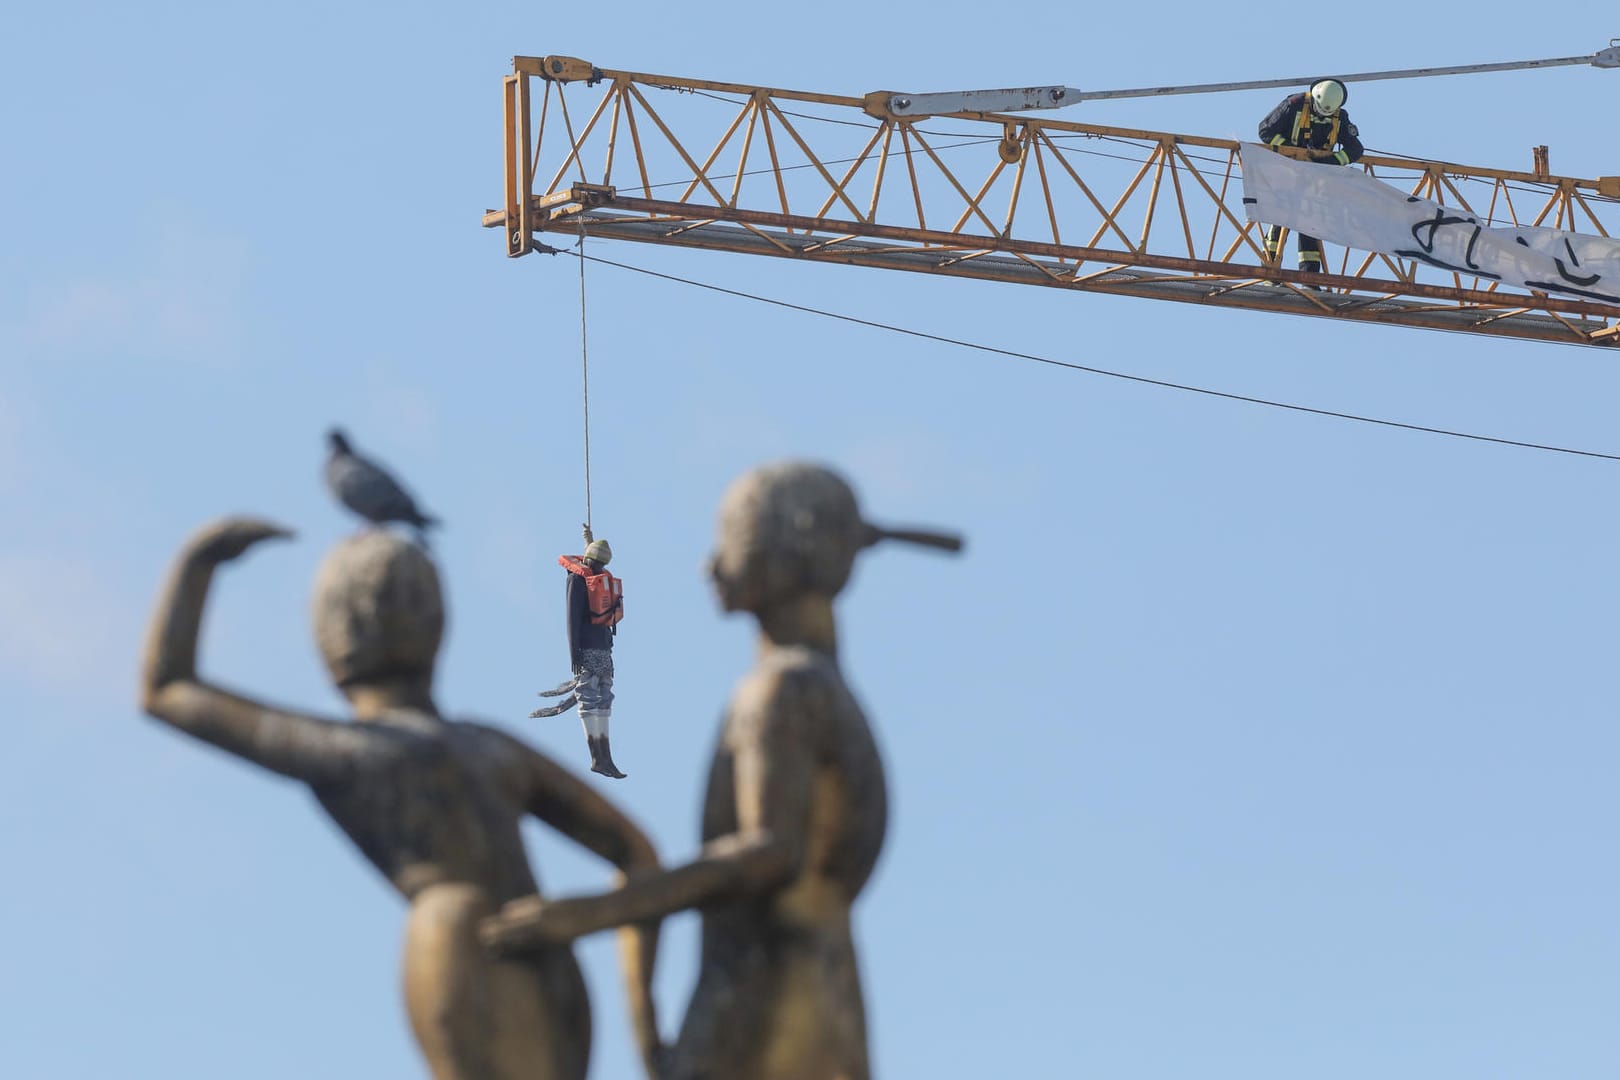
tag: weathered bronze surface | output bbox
[139,519,661,1080]
[483,462,960,1080]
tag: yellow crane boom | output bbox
[485,55,1620,348]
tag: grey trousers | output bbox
[576,648,614,737]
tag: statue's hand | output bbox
[646,1041,674,1080]
[188,516,295,564]
[480,895,587,953]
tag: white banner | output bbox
[1239,142,1620,303]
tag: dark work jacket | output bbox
[1257,93,1364,164]
[566,561,614,670]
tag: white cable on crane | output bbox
[879,40,1620,118]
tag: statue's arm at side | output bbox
[512,738,661,871]
[503,736,666,1076]
[139,517,359,784]
[484,674,813,947]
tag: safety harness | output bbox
[1290,99,1340,149]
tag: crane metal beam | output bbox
[488,56,1620,348]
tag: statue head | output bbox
[312,531,444,691]
[707,462,866,614]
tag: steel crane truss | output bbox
[488,57,1620,348]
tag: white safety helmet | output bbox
[1309,79,1347,116]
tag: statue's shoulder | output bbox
[739,644,840,694]
[759,642,838,674]
[429,716,535,763]
[728,646,845,736]
[438,718,558,794]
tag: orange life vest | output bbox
[558,555,624,627]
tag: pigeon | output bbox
[324,428,440,542]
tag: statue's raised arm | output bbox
[140,516,367,782]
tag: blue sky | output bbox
[5,2,1619,1078]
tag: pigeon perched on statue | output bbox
[324,429,440,545]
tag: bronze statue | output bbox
[139,518,662,1080]
[483,462,961,1080]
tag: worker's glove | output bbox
[1268,134,1287,150]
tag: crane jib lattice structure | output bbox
[485,55,1620,348]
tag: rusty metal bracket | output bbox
[514,55,604,85]
[570,183,617,207]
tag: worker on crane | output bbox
[532,526,627,778]
[1257,78,1364,281]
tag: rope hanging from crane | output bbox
[576,219,593,534]
[523,221,631,782]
